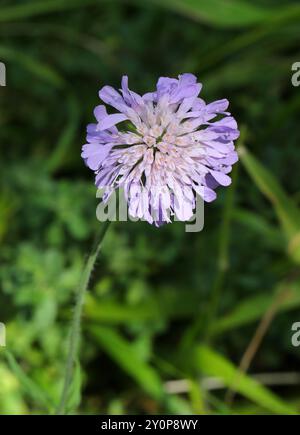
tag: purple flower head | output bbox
[82,74,239,226]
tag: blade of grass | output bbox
[150,0,273,28]
[239,145,300,263]
[210,278,300,336]
[196,345,297,415]
[0,0,100,22]
[232,208,285,250]
[89,325,164,400]
[188,378,206,414]
[46,93,80,174]
[188,5,300,73]
[225,274,297,405]
[0,45,64,88]
[4,350,54,412]
[84,287,205,325]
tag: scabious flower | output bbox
[82,74,239,225]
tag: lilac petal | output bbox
[194,129,220,141]
[220,151,239,165]
[223,165,233,174]
[153,202,164,227]
[206,99,229,114]
[96,165,120,188]
[210,170,232,186]
[94,105,107,122]
[203,187,217,202]
[178,73,197,85]
[99,85,128,113]
[204,147,225,158]
[97,113,128,131]
[174,195,194,221]
[170,83,201,104]
[143,92,156,102]
[121,75,144,109]
[172,184,194,221]
[194,183,217,203]
[156,77,178,99]
[180,110,204,120]
[211,116,238,130]
[211,126,240,141]
[204,140,234,154]
[86,127,116,145]
[204,173,219,190]
[177,96,198,117]
[192,98,206,111]
[81,143,113,170]
[121,75,130,102]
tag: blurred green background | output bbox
[1,0,300,415]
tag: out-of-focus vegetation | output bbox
[1,0,300,415]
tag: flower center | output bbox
[143,135,156,147]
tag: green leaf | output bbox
[239,146,300,263]
[188,379,206,414]
[89,326,164,400]
[84,295,160,324]
[0,0,99,22]
[4,350,54,412]
[150,0,300,29]
[211,279,300,336]
[46,94,80,173]
[152,0,271,28]
[165,395,194,415]
[233,208,285,250]
[195,345,297,415]
[84,288,204,325]
[0,45,64,88]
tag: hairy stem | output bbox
[56,220,111,415]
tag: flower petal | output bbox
[97,113,128,131]
[210,170,232,186]
[81,143,113,170]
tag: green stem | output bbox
[56,220,111,415]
